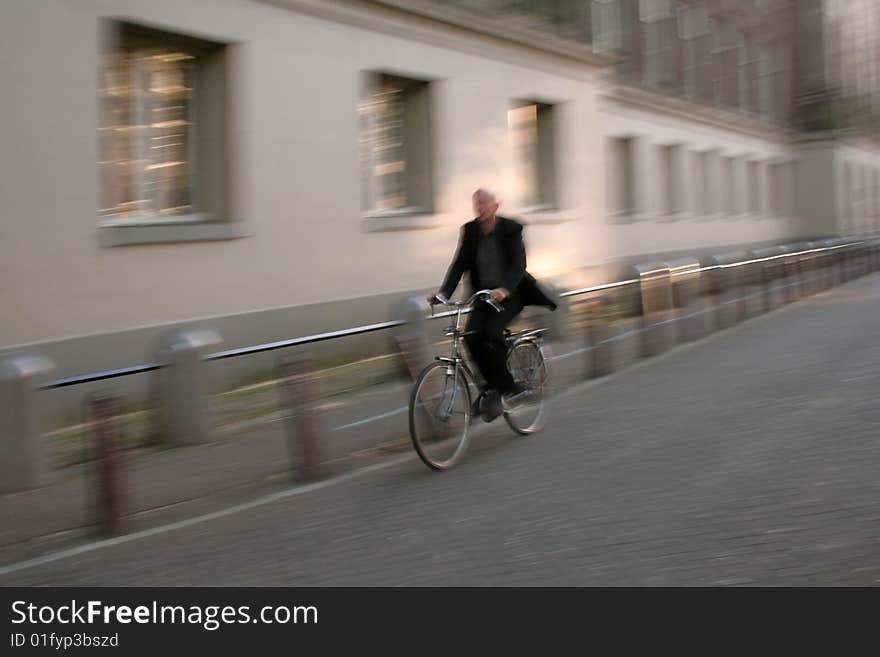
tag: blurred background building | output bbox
[1,0,879,415]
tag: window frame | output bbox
[359,71,436,221]
[97,20,239,247]
[509,99,559,215]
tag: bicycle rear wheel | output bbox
[409,362,472,470]
[503,341,548,435]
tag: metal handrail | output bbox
[205,320,405,361]
[37,320,406,390]
[681,242,863,276]
[40,363,164,390]
[35,238,873,391]
[559,278,640,298]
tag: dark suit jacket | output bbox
[440,215,558,310]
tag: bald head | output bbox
[473,187,497,202]
[472,187,500,223]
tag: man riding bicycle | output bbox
[428,188,557,420]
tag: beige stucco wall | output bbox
[597,88,804,259]
[834,141,880,235]
[7,0,870,355]
[6,0,878,427]
[0,0,613,350]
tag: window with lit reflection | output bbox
[99,23,225,221]
[508,101,557,211]
[608,136,636,219]
[359,73,433,215]
[747,160,761,215]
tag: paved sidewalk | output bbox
[2,272,878,585]
[0,325,586,567]
[0,262,868,570]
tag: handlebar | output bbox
[431,289,503,313]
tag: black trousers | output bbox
[464,294,525,394]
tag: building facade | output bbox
[1,0,878,412]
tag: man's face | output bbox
[473,193,498,221]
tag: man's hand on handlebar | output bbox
[426,289,503,312]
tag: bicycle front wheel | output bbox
[504,341,548,435]
[409,362,472,470]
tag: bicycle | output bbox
[408,289,550,470]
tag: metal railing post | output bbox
[279,355,324,482]
[87,391,126,536]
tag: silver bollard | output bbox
[0,353,54,493]
[588,314,641,378]
[851,238,865,278]
[635,262,675,357]
[751,247,786,311]
[541,278,568,343]
[587,321,613,379]
[153,329,222,446]
[391,296,433,383]
[858,240,871,277]
[776,246,798,303]
[817,241,836,290]
[739,252,764,319]
[789,242,812,299]
[842,242,857,282]
[871,237,880,272]
[704,251,747,329]
[801,242,820,296]
[824,239,846,288]
[667,258,708,342]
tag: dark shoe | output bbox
[478,389,502,423]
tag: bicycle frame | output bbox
[430,289,500,409]
[410,290,549,468]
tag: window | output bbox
[437,1,593,44]
[758,43,792,123]
[678,4,712,101]
[693,149,721,217]
[747,160,761,215]
[359,73,434,215]
[98,22,228,225]
[854,164,867,228]
[692,150,709,217]
[608,136,636,219]
[638,0,672,23]
[856,165,867,226]
[713,23,742,109]
[640,0,677,90]
[874,169,880,221]
[841,162,854,225]
[770,161,793,218]
[722,156,737,215]
[740,40,761,115]
[677,2,708,40]
[592,0,624,54]
[508,101,557,211]
[659,144,682,216]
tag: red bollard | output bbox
[394,332,428,383]
[279,355,324,482]
[87,392,125,536]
